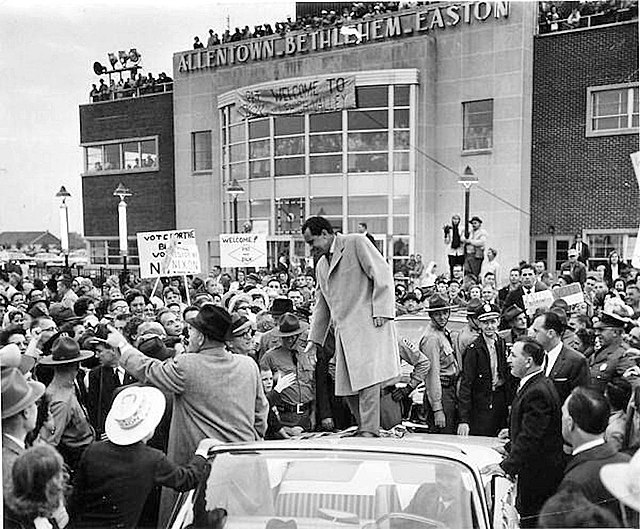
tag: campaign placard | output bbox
[137,229,201,278]
[523,289,555,316]
[552,283,584,306]
[220,233,267,268]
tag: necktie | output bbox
[326,252,333,265]
[114,367,123,386]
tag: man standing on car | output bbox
[419,293,459,434]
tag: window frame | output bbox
[462,99,494,154]
[82,136,159,176]
[192,130,213,173]
[586,83,639,137]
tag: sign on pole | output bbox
[220,233,267,268]
[137,229,201,278]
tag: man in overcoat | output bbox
[303,216,400,436]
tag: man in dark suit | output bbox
[558,387,631,525]
[571,233,590,265]
[357,222,379,251]
[530,311,589,404]
[86,337,136,436]
[485,337,564,528]
[503,264,548,313]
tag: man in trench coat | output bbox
[303,216,400,436]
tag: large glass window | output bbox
[84,138,158,174]
[588,85,639,136]
[192,131,212,172]
[463,99,493,151]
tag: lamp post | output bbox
[113,183,132,285]
[226,179,245,234]
[55,186,71,269]
[458,166,478,239]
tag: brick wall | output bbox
[79,93,175,237]
[531,22,639,236]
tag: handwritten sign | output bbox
[553,283,584,306]
[137,229,201,278]
[523,290,554,316]
[220,233,267,268]
[236,76,356,117]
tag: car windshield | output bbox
[174,449,486,529]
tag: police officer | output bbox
[454,298,483,366]
[589,310,634,393]
[419,294,459,434]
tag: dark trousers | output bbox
[470,386,508,437]
[345,383,381,434]
[380,387,403,430]
[423,384,457,434]
[466,255,484,279]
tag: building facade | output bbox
[172,1,536,275]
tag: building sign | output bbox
[237,76,356,117]
[220,233,268,268]
[137,229,201,278]
[178,2,509,73]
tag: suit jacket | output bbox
[309,233,400,394]
[560,442,629,523]
[70,440,208,529]
[501,372,564,520]
[571,241,590,264]
[503,283,548,311]
[603,262,629,287]
[87,365,136,435]
[546,345,589,404]
[2,434,24,491]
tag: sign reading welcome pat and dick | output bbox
[137,229,201,278]
[220,233,267,268]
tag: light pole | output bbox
[113,183,132,285]
[458,166,478,239]
[55,186,71,269]
[226,179,245,234]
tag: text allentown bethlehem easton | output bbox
[178,1,510,73]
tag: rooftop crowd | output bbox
[2,214,640,528]
[538,0,638,33]
[89,72,173,103]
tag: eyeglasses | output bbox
[237,329,255,339]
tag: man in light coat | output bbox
[303,216,400,436]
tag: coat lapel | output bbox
[328,234,345,277]
[549,348,566,379]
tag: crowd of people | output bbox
[538,0,638,33]
[2,214,640,528]
[192,2,426,49]
[89,72,173,103]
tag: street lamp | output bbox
[457,166,478,239]
[226,179,245,234]
[55,186,71,269]
[113,183,132,282]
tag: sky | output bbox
[0,0,295,237]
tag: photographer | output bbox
[443,214,464,278]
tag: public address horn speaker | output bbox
[93,61,107,75]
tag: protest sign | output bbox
[524,289,554,316]
[137,229,201,278]
[552,283,584,306]
[220,233,267,268]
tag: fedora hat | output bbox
[270,297,294,316]
[38,336,94,366]
[1,367,45,419]
[186,304,232,342]
[273,312,307,338]
[466,298,484,316]
[502,304,525,323]
[600,449,640,513]
[0,344,36,374]
[424,294,456,312]
[229,314,252,337]
[49,303,82,326]
[105,386,166,445]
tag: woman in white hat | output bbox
[69,386,217,529]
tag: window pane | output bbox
[310,155,342,174]
[348,110,388,130]
[555,240,569,266]
[104,144,121,170]
[230,143,246,162]
[229,124,245,144]
[348,196,388,215]
[229,105,244,124]
[249,160,270,178]
[394,85,410,107]
[274,115,304,136]
[123,142,139,169]
[393,236,409,256]
[393,196,410,212]
[250,199,270,218]
[596,90,625,115]
[275,157,304,176]
[394,130,410,149]
[393,152,409,171]
[86,146,103,172]
[249,140,270,159]
[394,109,410,129]
[356,86,388,108]
[310,197,342,216]
[348,132,388,152]
[394,216,409,234]
[309,133,342,153]
[348,153,388,172]
[89,240,106,265]
[463,99,493,150]
[230,162,246,179]
[140,140,157,168]
[348,217,387,233]
[193,131,212,171]
[594,116,624,130]
[249,118,270,139]
[275,136,304,156]
[310,111,342,132]
[534,240,549,263]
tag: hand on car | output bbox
[457,423,470,437]
[434,410,446,428]
[391,385,412,402]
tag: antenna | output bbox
[226,14,230,32]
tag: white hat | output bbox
[600,449,640,513]
[105,386,166,446]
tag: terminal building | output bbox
[79,1,638,277]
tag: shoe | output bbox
[353,430,379,438]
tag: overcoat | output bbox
[309,233,400,395]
